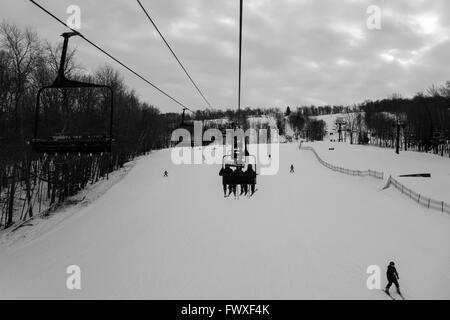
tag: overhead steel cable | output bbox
[137,0,213,110]
[29,0,194,113]
[238,0,243,116]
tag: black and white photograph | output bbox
[1,0,450,305]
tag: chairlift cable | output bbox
[238,0,243,118]
[136,0,213,110]
[29,0,194,113]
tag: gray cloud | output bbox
[1,0,449,112]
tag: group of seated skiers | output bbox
[219,164,257,197]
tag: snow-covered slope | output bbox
[247,115,278,129]
[312,113,342,130]
[312,113,363,141]
[312,113,343,138]
[0,143,449,299]
[308,141,450,204]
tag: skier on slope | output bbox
[219,165,233,197]
[290,164,295,173]
[163,170,168,177]
[385,261,401,295]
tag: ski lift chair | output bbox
[222,153,257,187]
[30,32,114,154]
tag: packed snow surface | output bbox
[310,141,450,204]
[0,143,449,299]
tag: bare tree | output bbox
[0,50,13,117]
[426,84,441,98]
[438,81,450,98]
[44,40,79,77]
[0,21,41,143]
[345,109,357,144]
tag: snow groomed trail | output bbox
[0,143,449,299]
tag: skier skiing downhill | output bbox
[385,261,402,296]
[163,170,168,177]
[290,164,295,173]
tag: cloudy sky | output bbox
[1,0,450,112]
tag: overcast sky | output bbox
[1,0,450,113]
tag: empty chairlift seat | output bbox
[30,32,114,155]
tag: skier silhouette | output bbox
[290,164,295,173]
[163,170,168,177]
[229,168,238,197]
[234,166,246,196]
[385,261,401,295]
[245,164,257,196]
[219,165,233,197]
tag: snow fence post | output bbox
[382,176,392,190]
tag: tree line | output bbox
[286,83,450,150]
[362,84,450,155]
[287,108,327,141]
